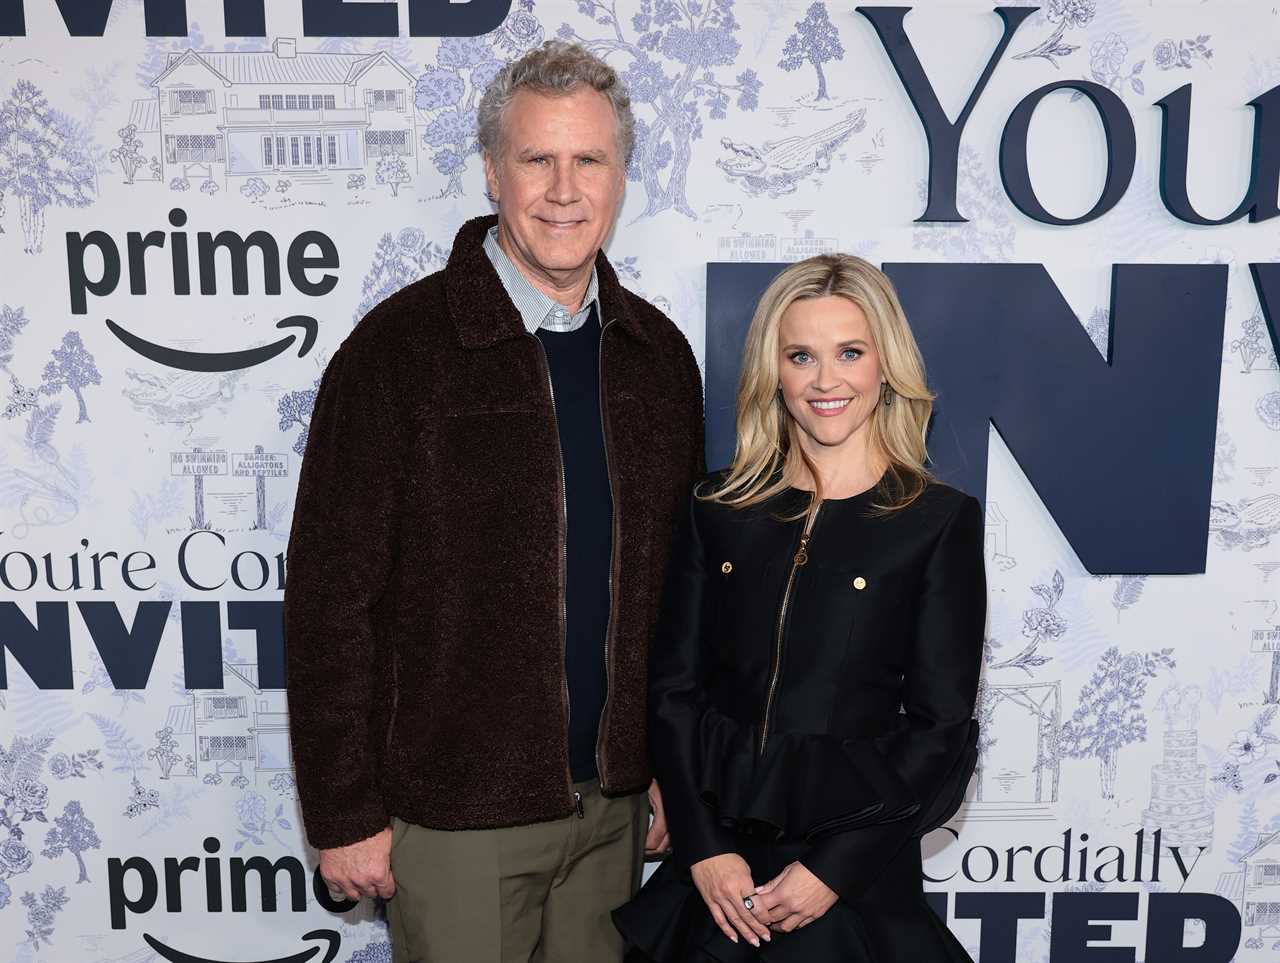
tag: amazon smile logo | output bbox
[144,930,340,963]
[67,208,339,373]
[108,836,358,936]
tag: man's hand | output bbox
[752,861,837,933]
[318,827,395,901]
[645,779,670,856]
[690,853,772,947]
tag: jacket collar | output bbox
[444,213,650,349]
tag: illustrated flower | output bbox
[1210,761,1243,793]
[1046,0,1096,28]
[497,11,544,56]
[1021,607,1067,641]
[235,792,267,827]
[1090,33,1127,82]
[1256,391,1280,431]
[0,838,34,875]
[13,779,48,812]
[1228,729,1264,764]
[396,227,426,255]
[0,878,10,910]
[1153,40,1177,69]
[28,905,54,929]
[47,754,72,780]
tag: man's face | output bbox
[484,86,626,289]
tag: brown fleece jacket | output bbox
[283,213,704,850]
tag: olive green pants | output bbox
[386,779,649,963]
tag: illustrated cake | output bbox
[1142,685,1214,850]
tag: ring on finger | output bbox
[742,896,755,911]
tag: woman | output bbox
[613,254,985,961]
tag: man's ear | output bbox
[482,150,499,203]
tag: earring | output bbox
[881,382,893,407]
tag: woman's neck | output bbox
[785,438,886,500]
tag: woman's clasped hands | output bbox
[690,853,838,947]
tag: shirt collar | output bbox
[483,226,601,334]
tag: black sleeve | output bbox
[800,495,986,903]
[283,337,402,850]
[649,490,739,870]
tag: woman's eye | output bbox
[789,351,812,365]
[841,348,863,361]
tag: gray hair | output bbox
[477,40,635,166]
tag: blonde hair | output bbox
[701,254,935,518]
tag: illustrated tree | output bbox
[416,38,503,198]
[38,330,101,423]
[0,80,94,254]
[353,228,449,325]
[40,801,100,884]
[414,12,545,199]
[561,0,762,219]
[778,2,844,102]
[108,124,146,184]
[1060,646,1175,799]
[278,380,319,457]
[0,304,29,370]
[375,146,411,197]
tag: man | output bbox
[283,40,705,963]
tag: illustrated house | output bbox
[165,661,293,785]
[147,37,419,188]
[1240,830,1280,935]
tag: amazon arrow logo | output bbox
[144,929,339,963]
[67,208,340,372]
[106,315,319,372]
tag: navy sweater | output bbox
[538,308,612,783]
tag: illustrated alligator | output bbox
[122,366,244,427]
[716,109,866,197]
[1208,493,1280,551]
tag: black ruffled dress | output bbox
[613,475,986,962]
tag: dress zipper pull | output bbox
[574,791,585,819]
[794,533,811,567]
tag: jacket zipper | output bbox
[527,331,576,809]
[595,317,618,791]
[759,503,823,756]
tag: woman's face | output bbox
[776,295,885,456]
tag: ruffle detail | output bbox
[694,707,922,843]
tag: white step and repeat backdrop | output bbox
[1,1,1278,961]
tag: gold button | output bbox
[721,561,733,574]
[852,576,867,590]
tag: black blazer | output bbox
[649,469,986,904]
